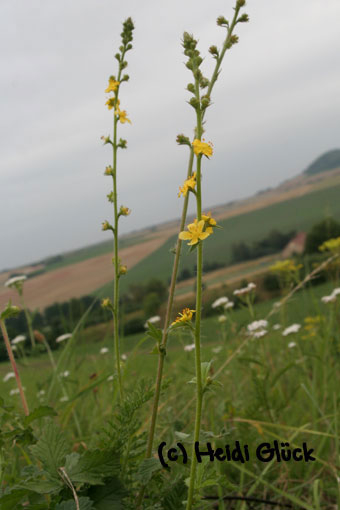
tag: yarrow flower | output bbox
[321,287,340,304]
[144,315,161,328]
[192,139,213,157]
[171,308,196,326]
[218,315,227,323]
[233,282,256,296]
[105,77,120,93]
[184,343,195,352]
[253,329,267,339]
[179,219,212,246]
[100,347,109,354]
[10,388,21,396]
[60,370,70,378]
[178,172,197,198]
[11,335,26,345]
[212,296,229,309]
[56,333,72,344]
[282,324,301,336]
[288,342,297,349]
[121,353,128,361]
[3,372,15,382]
[247,320,268,332]
[4,275,27,288]
[273,324,281,330]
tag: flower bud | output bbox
[209,45,219,57]
[119,265,127,275]
[189,97,200,109]
[101,135,112,145]
[121,74,129,82]
[118,138,127,149]
[237,0,246,7]
[119,206,131,216]
[104,165,113,176]
[107,192,114,203]
[217,15,228,26]
[176,134,191,146]
[115,53,121,62]
[101,298,113,311]
[201,96,210,109]
[187,83,195,93]
[199,77,209,89]
[101,220,112,231]
[238,13,249,23]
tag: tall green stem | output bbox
[20,296,35,349]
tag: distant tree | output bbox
[305,217,340,254]
[231,242,251,263]
[143,292,160,317]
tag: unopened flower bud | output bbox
[176,134,191,146]
[121,74,129,82]
[201,96,210,109]
[107,192,114,203]
[34,330,46,343]
[115,53,121,62]
[237,0,246,7]
[209,45,219,57]
[104,165,113,176]
[238,13,249,23]
[187,83,195,93]
[217,15,228,26]
[120,206,131,216]
[189,97,200,109]
[101,135,112,145]
[102,220,111,231]
[119,265,127,275]
[200,77,209,89]
[101,298,112,310]
[118,138,127,149]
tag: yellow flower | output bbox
[101,298,112,309]
[106,97,116,110]
[171,308,196,325]
[115,108,131,124]
[270,259,302,273]
[178,172,197,198]
[319,237,340,253]
[102,221,111,231]
[119,265,127,275]
[179,219,211,245]
[105,77,120,93]
[192,138,213,157]
[104,166,113,176]
[202,212,217,234]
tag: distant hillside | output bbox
[304,149,340,176]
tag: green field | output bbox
[94,182,340,298]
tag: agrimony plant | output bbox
[101,17,134,401]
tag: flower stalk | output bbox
[102,18,134,401]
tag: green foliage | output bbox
[305,217,340,254]
[304,149,340,176]
[55,498,95,510]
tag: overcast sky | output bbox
[1,0,340,271]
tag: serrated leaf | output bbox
[65,449,120,485]
[161,478,186,510]
[0,489,28,510]
[24,406,57,427]
[55,497,94,510]
[18,476,63,494]
[145,322,163,343]
[135,457,161,484]
[88,477,127,510]
[29,421,70,479]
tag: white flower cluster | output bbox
[282,324,301,336]
[184,343,195,352]
[247,319,268,338]
[4,275,27,288]
[233,282,256,296]
[211,296,234,310]
[321,288,340,304]
[11,335,26,345]
[100,347,109,354]
[59,370,70,378]
[56,333,72,343]
[144,315,161,329]
[3,372,15,382]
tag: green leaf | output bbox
[88,477,127,510]
[24,406,57,427]
[55,497,95,510]
[29,421,70,479]
[161,478,187,510]
[135,457,161,484]
[145,322,163,344]
[65,449,120,485]
[19,476,63,494]
[0,489,28,510]
[0,300,21,320]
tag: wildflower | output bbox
[319,237,340,253]
[224,301,234,310]
[212,296,229,309]
[105,77,120,93]
[3,372,15,382]
[107,375,114,381]
[321,287,340,304]
[11,335,26,345]
[121,353,128,361]
[192,139,213,157]
[60,370,70,378]
[104,166,113,176]
[120,206,131,216]
[247,320,268,332]
[59,396,69,403]
[202,212,217,234]
[10,388,21,396]
[56,333,72,344]
[106,97,116,110]
[253,329,267,339]
[184,343,195,352]
[178,172,197,198]
[179,219,212,245]
[270,259,302,273]
[100,347,109,354]
[273,324,281,330]
[303,316,322,339]
[102,220,111,231]
[172,308,196,325]
[218,315,227,323]
[37,389,46,397]
[115,108,131,124]
[101,298,112,309]
[101,135,112,145]
[4,275,27,288]
[144,315,161,328]
[233,282,256,296]
[119,264,127,275]
[288,342,297,349]
[282,324,301,336]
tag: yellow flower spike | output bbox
[192,138,213,157]
[115,108,131,124]
[171,308,196,326]
[178,172,197,198]
[179,219,211,246]
[105,77,120,93]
